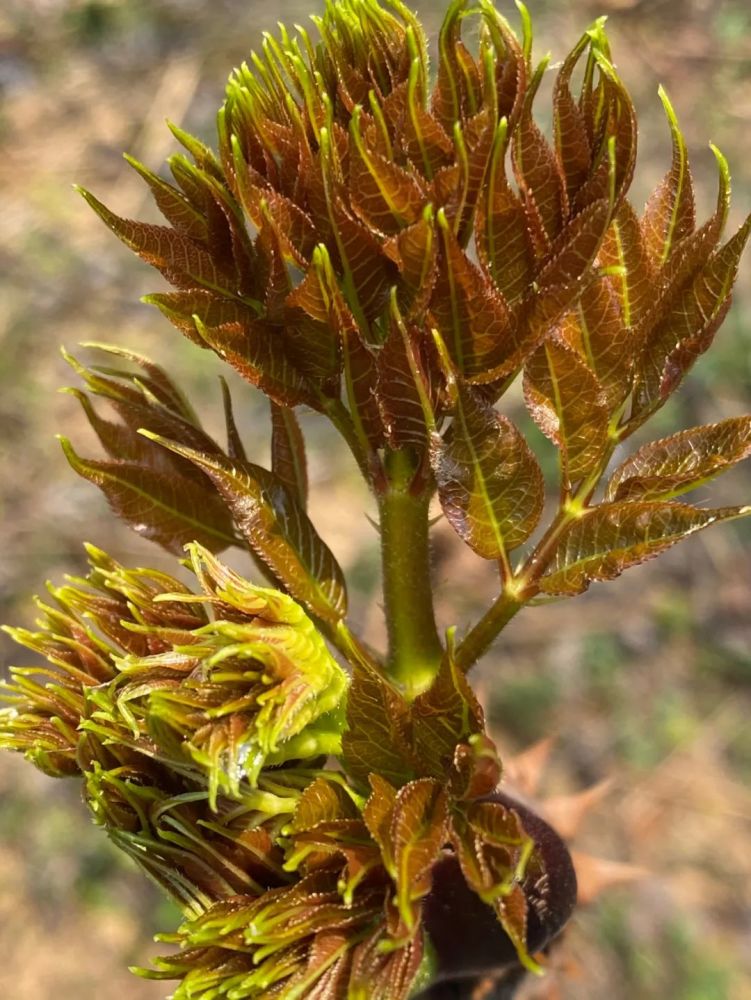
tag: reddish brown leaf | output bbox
[140,435,348,623]
[77,188,238,295]
[410,650,485,780]
[59,438,236,555]
[196,318,316,409]
[431,381,544,559]
[553,34,592,203]
[349,108,427,234]
[125,154,208,242]
[391,779,449,931]
[450,734,503,803]
[363,774,398,874]
[558,279,633,410]
[289,778,361,835]
[432,211,515,378]
[342,672,414,788]
[512,111,566,241]
[475,120,534,305]
[598,201,654,331]
[641,88,695,265]
[541,501,751,595]
[524,338,610,485]
[375,312,434,449]
[606,416,751,502]
[350,927,425,1000]
[330,197,396,324]
[386,209,438,319]
[432,0,482,130]
[270,402,308,507]
[143,290,258,347]
[536,199,612,292]
[637,215,751,408]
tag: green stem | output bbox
[379,450,443,696]
[454,418,625,674]
[452,591,522,674]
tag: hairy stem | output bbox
[452,590,523,673]
[379,449,443,695]
[454,427,624,673]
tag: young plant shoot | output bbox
[2,0,750,997]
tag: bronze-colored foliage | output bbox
[2,0,750,996]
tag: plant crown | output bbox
[2,0,750,996]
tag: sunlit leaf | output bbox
[288,777,360,834]
[541,501,751,595]
[512,109,565,242]
[124,154,208,242]
[641,88,695,265]
[77,188,240,297]
[552,32,592,203]
[140,434,348,623]
[350,928,425,1000]
[450,733,503,802]
[349,106,427,234]
[597,201,654,331]
[410,648,484,779]
[386,208,438,319]
[431,209,515,378]
[606,417,751,502]
[391,779,448,931]
[432,379,544,559]
[342,671,414,788]
[271,402,308,507]
[363,774,398,874]
[195,317,317,409]
[558,279,633,410]
[535,198,612,292]
[476,120,534,305]
[524,338,609,485]
[142,290,258,347]
[432,0,482,130]
[59,437,236,555]
[376,309,435,449]
[636,215,751,407]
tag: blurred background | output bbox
[1,0,750,996]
